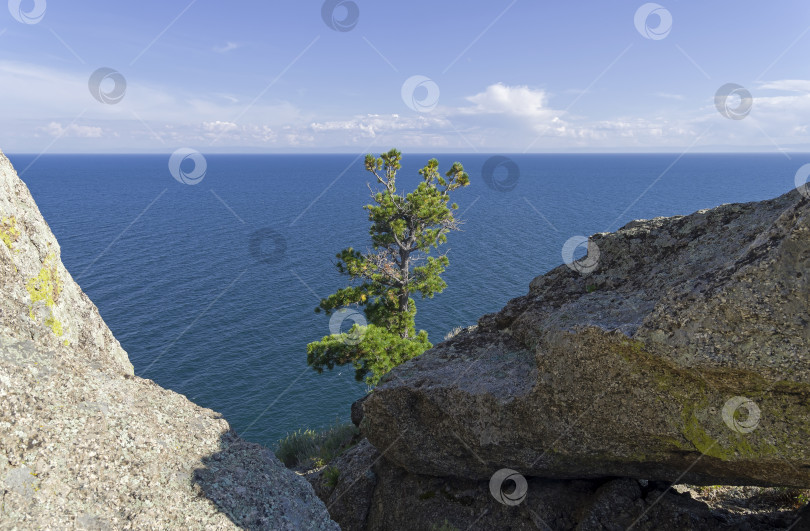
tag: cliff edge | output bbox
[0,152,338,529]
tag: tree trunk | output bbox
[398,248,410,339]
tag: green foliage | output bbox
[756,487,810,510]
[431,520,460,531]
[323,466,340,489]
[800,490,810,507]
[307,149,469,386]
[307,324,430,386]
[275,421,358,468]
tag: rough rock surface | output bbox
[0,154,132,376]
[360,189,810,488]
[309,437,806,530]
[306,439,379,531]
[0,151,338,529]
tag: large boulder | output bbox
[0,150,338,529]
[360,188,810,488]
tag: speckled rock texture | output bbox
[360,188,810,488]
[0,151,338,529]
[0,153,132,376]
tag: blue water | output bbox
[9,153,806,447]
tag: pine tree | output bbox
[307,149,469,386]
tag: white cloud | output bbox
[462,83,559,119]
[310,114,446,136]
[444,81,810,150]
[213,42,240,53]
[757,80,810,92]
[202,123,277,144]
[212,93,240,104]
[41,122,104,138]
[0,60,304,126]
[450,83,570,141]
[3,61,810,152]
[202,121,238,133]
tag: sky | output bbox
[1,0,810,153]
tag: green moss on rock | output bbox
[604,333,800,463]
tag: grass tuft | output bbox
[323,466,340,488]
[275,420,358,468]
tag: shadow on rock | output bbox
[193,430,338,530]
[305,438,808,531]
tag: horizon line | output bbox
[4,150,809,156]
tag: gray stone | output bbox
[361,189,810,488]
[305,438,379,531]
[319,439,799,530]
[0,150,338,529]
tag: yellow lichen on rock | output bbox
[1,215,20,250]
[25,252,65,338]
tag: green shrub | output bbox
[323,466,340,488]
[275,420,358,468]
[431,520,459,531]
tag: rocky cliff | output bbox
[319,187,810,530]
[0,151,338,529]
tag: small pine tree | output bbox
[307,149,469,385]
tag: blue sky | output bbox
[1,0,809,153]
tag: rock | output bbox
[360,188,810,487]
[0,150,338,529]
[795,502,810,531]
[577,478,643,530]
[320,438,801,530]
[0,153,132,376]
[351,393,368,427]
[305,439,379,530]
